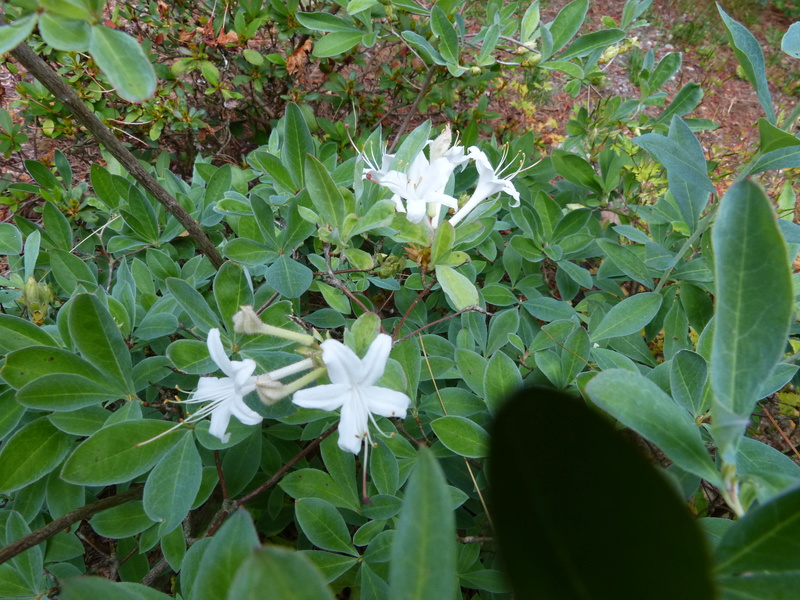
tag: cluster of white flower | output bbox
[174,308,410,458]
[361,125,525,229]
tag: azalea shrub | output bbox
[2,0,800,599]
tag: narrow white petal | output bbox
[292,383,351,411]
[208,404,233,443]
[321,339,363,385]
[230,360,258,393]
[338,397,369,454]
[405,197,428,223]
[360,334,392,386]
[230,397,264,426]
[207,329,236,379]
[363,386,411,419]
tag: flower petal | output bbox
[360,334,392,386]
[321,339,364,385]
[230,397,264,426]
[208,403,233,443]
[231,359,257,391]
[292,383,351,411]
[363,386,410,419]
[338,395,369,454]
[207,329,236,379]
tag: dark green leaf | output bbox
[489,387,716,599]
[88,25,156,103]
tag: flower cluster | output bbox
[361,125,527,230]
[174,309,410,460]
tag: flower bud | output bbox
[233,305,265,334]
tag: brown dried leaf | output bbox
[287,40,313,76]
[216,30,239,46]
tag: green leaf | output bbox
[596,239,653,289]
[657,82,703,123]
[90,500,155,538]
[0,223,22,256]
[633,117,716,199]
[715,485,800,576]
[50,248,97,294]
[0,313,57,352]
[711,179,793,463]
[717,4,775,123]
[719,572,800,600]
[296,12,360,33]
[0,418,72,494]
[558,29,625,61]
[586,369,721,486]
[454,348,487,397]
[430,221,455,267]
[484,351,523,414]
[39,12,91,51]
[430,5,460,64]
[749,146,800,174]
[436,265,479,310]
[388,447,457,600]
[401,31,446,66]
[311,31,364,58]
[143,433,202,535]
[547,0,588,57]
[69,293,134,394]
[520,1,540,43]
[670,350,708,416]
[214,262,253,327]
[61,577,173,600]
[166,339,216,374]
[88,25,156,103]
[591,292,662,341]
[295,498,358,556]
[227,546,335,600]
[430,416,489,458]
[0,14,37,55]
[280,468,361,511]
[489,387,717,599]
[16,373,122,411]
[166,278,220,332]
[191,509,260,600]
[551,150,604,193]
[265,255,313,298]
[782,22,800,58]
[305,154,346,229]
[60,420,181,486]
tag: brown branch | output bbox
[0,487,144,565]
[389,65,438,153]
[9,42,224,269]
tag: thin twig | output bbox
[8,42,224,268]
[389,65,437,153]
[0,487,144,565]
[761,403,800,462]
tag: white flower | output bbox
[364,149,466,224]
[449,146,523,226]
[291,334,410,454]
[182,329,262,443]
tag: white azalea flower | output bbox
[364,149,466,224]
[292,334,410,454]
[449,146,523,226]
[181,328,263,443]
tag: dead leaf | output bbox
[287,39,313,76]
[215,29,239,46]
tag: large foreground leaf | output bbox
[489,386,716,599]
[710,179,792,462]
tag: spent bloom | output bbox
[449,146,524,226]
[292,334,410,455]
